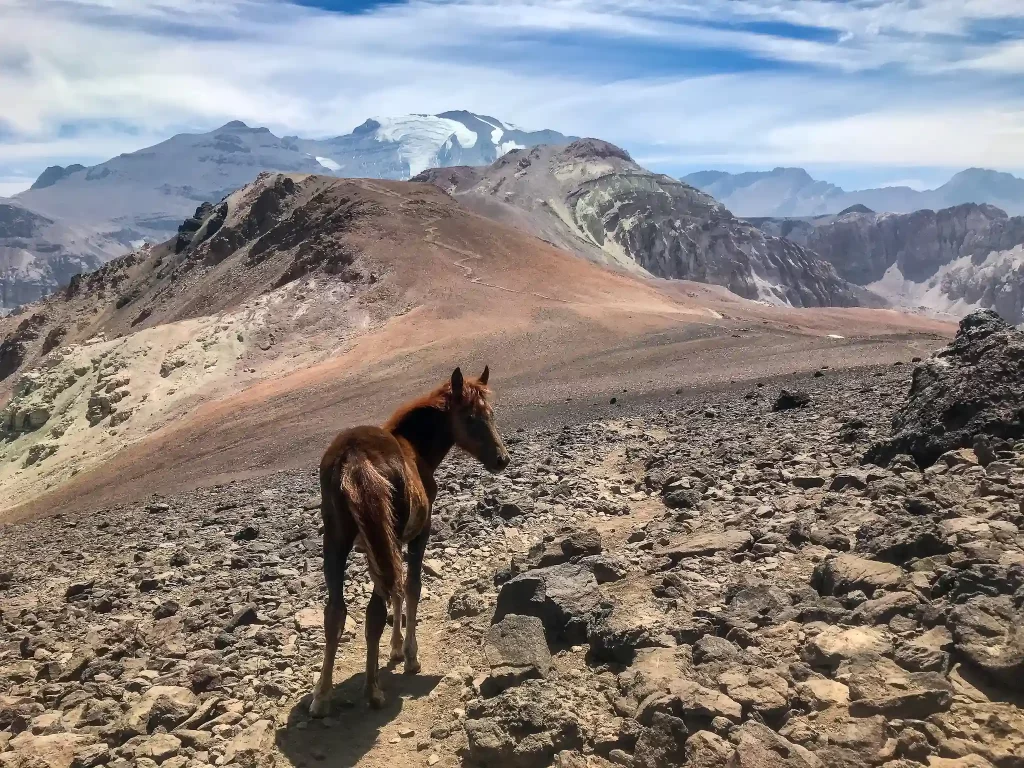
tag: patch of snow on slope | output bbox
[750,269,792,307]
[499,140,525,155]
[372,115,478,176]
[315,156,341,171]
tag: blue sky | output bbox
[1,0,1024,196]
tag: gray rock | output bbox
[811,554,906,596]
[493,563,605,644]
[482,615,552,696]
[948,595,1024,689]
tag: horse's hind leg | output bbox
[403,529,429,675]
[389,592,405,664]
[364,588,388,708]
[310,526,353,717]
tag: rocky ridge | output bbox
[1,321,1021,768]
[752,203,1024,325]
[415,141,878,309]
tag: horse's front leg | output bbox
[403,528,429,674]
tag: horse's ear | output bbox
[479,365,489,385]
[451,367,464,398]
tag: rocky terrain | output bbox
[1,113,571,312]
[753,204,1024,324]
[684,168,1024,218]
[1,310,1021,768]
[415,141,877,309]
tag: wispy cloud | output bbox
[1,0,1023,193]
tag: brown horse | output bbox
[309,366,509,713]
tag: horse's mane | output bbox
[384,377,490,431]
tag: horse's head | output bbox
[448,366,510,473]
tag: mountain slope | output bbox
[684,167,1024,217]
[0,113,573,311]
[753,203,1024,323]
[416,140,876,308]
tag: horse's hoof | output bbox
[367,688,386,709]
[309,694,330,717]
[404,658,421,675]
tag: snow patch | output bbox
[315,156,342,171]
[498,140,525,155]
[371,115,478,177]
[827,334,845,339]
[750,270,793,307]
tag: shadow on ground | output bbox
[276,667,443,767]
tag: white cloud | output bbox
[1,0,1023,180]
[0,177,36,197]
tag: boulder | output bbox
[637,678,742,733]
[729,721,820,767]
[716,666,790,720]
[773,390,811,411]
[634,712,689,768]
[851,592,921,625]
[463,680,587,768]
[222,719,275,768]
[801,626,892,671]
[493,563,605,644]
[842,655,953,718]
[654,530,753,562]
[5,732,96,768]
[122,685,197,735]
[893,626,952,673]
[811,554,906,596]
[482,615,552,696]
[948,595,1024,689]
[855,518,952,564]
[865,310,1024,468]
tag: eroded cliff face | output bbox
[755,203,1024,323]
[567,170,866,307]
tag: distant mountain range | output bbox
[683,167,1024,218]
[0,112,574,311]
[752,204,1024,324]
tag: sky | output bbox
[2,0,1024,196]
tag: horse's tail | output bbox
[341,458,403,600]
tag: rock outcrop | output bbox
[866,309,1024,467]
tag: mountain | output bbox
[0,113,574,311]
[415,139,876,308]
[683,167,1024,218]
[0,200,120,312]
[752,203,1024,323]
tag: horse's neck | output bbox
[389,405,454,474]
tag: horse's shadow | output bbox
[275,667,442,766]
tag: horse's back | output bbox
[320,425,426,542]
[321,425,404,475]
